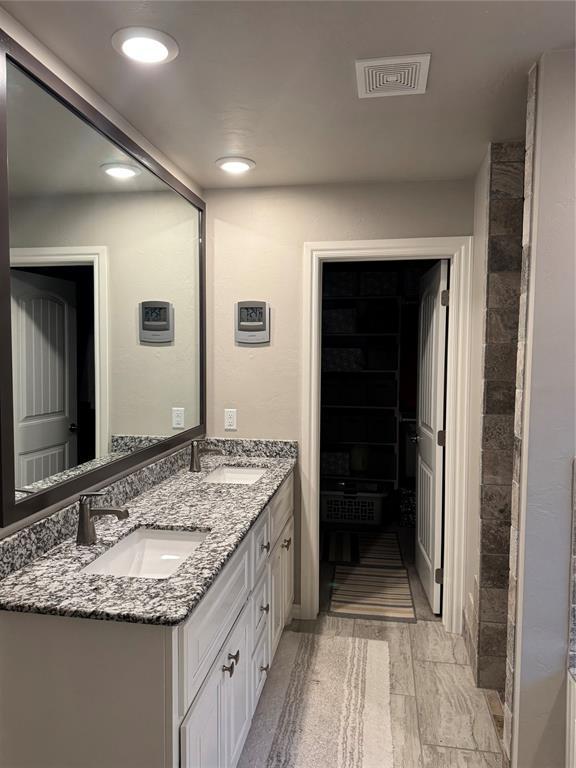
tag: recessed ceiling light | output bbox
[101,162,142,180]
[216,157,256,175]
[111,27,179,64]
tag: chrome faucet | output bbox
[76,491,129,546]
[190,440,225,472]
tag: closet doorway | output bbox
[319,259,448,620]
[300,237,474,633]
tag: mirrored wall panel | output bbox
[7,62,202,498]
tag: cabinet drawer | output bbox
[251,508,270,586]
[179,541,250,716]
[251,568,270,646]
[269,473,294,546]
[252,625,270,711]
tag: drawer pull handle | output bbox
[260,542,271,553]
[260,603,270,614]
[222,662,235,677]
[281,537,292,551]
[260,664,269,675]
[228,649,240,665]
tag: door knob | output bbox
[260,541,270,553]
[260,603,270,614]
[409,434,420,444]
[228,649,240,665]
[222,662,235,677]
[281,537,292,551]
[69,423,79,433]
[260,664,269,675]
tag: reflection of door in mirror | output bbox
[11,270,79,487]
[7,59,202,501]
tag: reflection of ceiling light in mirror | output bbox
[111,27,179,64]
[216,157,256,175]
[101,162,142,180]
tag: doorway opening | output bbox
[319,259,448,622]
[11,264,96,487]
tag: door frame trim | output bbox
[11,246,110,458]
[300,236,473,634]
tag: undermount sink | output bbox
[83,528,208,579]
[203,465,267,485]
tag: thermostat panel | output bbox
[235,301,270,344]
[139,301,174,343]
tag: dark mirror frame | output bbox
[0,30,206,528]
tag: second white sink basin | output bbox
[83,528,208,579]
[203,465,267,485]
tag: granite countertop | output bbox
[0,455,295,627]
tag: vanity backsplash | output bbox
[0,438,297,581]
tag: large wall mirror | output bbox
[0,43,205,527]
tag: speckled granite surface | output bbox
[0,453,295,626]
[15,453,127,500]
[110,435,166,452]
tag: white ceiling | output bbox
[2,1,575,189]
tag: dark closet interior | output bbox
[319,260,436,569]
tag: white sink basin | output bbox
[83,528,208,579]
[203,465,267,485]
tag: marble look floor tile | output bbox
[422,745,502,767]
[410,621,469,665]
[298,614,356,638]
[414,661,501,753]
[391,695,422,768]
[355,619,415,695]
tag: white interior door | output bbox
[415,260,448,614]
[11,270,77,487]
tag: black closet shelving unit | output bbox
[319,266,402,526]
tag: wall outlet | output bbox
[172,407,185,429]
[224,408,237,431]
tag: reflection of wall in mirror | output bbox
[10,191,201,439]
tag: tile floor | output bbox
[241,527,505,767]
[280,614,505,767]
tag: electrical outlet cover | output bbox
[224,408,237,431]
[172,407,185,429]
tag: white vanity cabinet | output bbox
[180,472,294,768]
[0,471,294,768]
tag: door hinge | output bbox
[440,289,449,307]
[435,567,444,585]
[437,429,446,447]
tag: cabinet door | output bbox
[180,662,223,768]
[280,517,294,626]
[269,543,284,659]
[223,604,252,768]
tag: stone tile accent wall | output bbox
[475,141,525,694]
[502,63,538,758]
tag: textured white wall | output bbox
[514,49,576,768]
[10,192,201,438]
[205,180,474,601]
[205,181,474,438]
[465,150,490,634]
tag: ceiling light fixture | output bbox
[111,27,179,64]
[216,157,256,175]
[101,162,141,180]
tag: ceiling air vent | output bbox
[355,54,431,98]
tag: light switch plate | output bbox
[172,407,185,429]
[224,408,237,431]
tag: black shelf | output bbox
[322,332,400,338]
[322,404,396,410]
[322,441,397,447]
